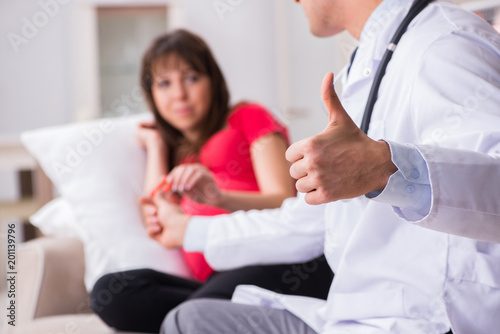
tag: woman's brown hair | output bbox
[141,29,231,169]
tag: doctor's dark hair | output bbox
[141,29,231,168]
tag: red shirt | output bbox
[180,103,288,281]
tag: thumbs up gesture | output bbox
[285,72,397,205]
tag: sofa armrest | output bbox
[18,237,90,325]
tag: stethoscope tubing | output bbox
[360,0,433,134]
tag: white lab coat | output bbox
[195,0,500,333]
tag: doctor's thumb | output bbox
[321,72,347,126]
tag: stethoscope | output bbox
[330,0,433,134]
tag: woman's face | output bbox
[151,55,212,140]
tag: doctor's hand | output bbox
[285,72,397,205]
[139,195,190,248]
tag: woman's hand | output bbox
[139,196,190,248]
[140,202,163,238]
[167,163,222,206]
[136,121,162,149]
[140,190,182,238]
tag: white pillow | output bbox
[29,197,83,238]
[22,114,192,291]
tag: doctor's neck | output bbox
[343,0,384,40]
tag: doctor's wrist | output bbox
[183,216,213,252]
[373,140,398,192]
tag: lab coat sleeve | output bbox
[367,141,431,219]
[403,31,500,243]
[194,193,327,271]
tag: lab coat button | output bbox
[363,68,371,77]
[411,168,419,179]
[406,185,415,194]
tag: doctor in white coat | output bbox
[153,0,500,333]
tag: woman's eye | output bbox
[157,80,170,87]
[185,75,199,83]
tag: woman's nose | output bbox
[172,82,187,100]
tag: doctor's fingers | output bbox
[285,137,308,163]
[304,188,333,205]
[294,175,318,195]
[289,158,309,180]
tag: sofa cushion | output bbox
[6,314,146,334]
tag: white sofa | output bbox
[5,237,147,334]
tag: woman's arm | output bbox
[136,122,169,194]
[136,122,168,236]
[168,133,295,212]
[217,132,296,211]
